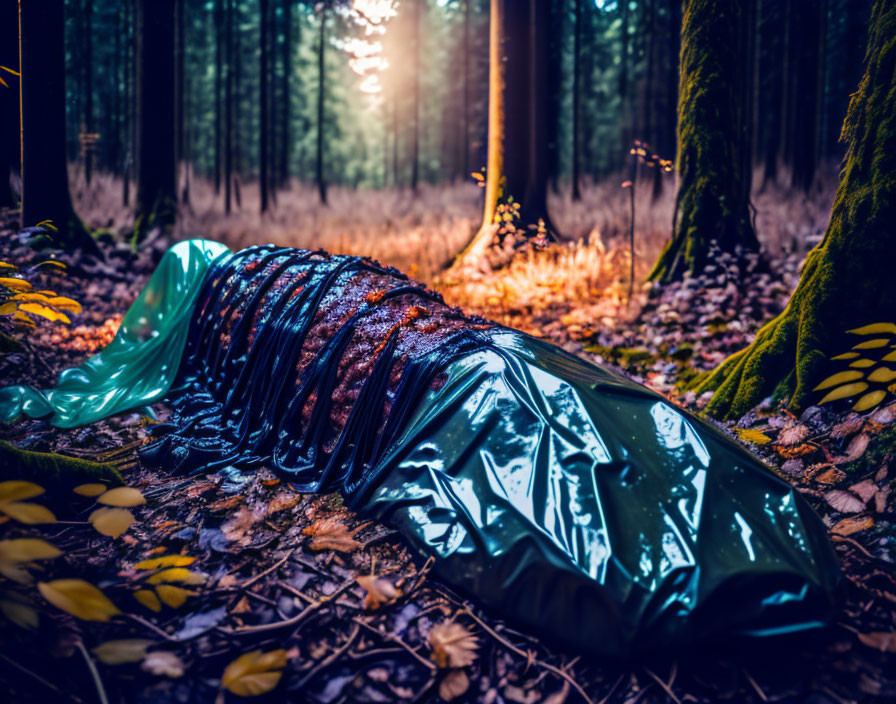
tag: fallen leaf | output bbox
[135,555,196,570]
[778,423,809,446]
[735,428,771,445]
[825,490,866,514]
[835,433,870,464]
[92,639,154,665]
[267,491,302,515]
[37,579,121,622]
[145,568,206,586]
[857,631,896,653]
[0,538,62,564]
[439,669,470,701]
[89,507,135,538]
[0,598,39,629]
[134,589,162,612]
[222,649,288,697]
[73,483,109,497]
[429,621,478,668]
[357,575,401,611]
[142,650,184,678]
[155,584,196,609]
[0,502,56,524]
[831,515,874,536]
[0,480,44,503]
[303,517,361,553]
[849,480,877,504]
[97,487,146,508]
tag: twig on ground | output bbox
[76,640,109,704]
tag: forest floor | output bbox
[1,176,895,704]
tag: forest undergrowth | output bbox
[1,166,894,703]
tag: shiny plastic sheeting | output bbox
[361,331,841,656]
[0,239,230,427]
[139,244,839,657]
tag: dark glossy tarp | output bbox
[0,241,840,657]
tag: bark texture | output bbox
[648,0,758,284]
[700,0,896,419]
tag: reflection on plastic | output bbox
[0,240,841,657]
[0,239,230,427]
[363,332,841,656]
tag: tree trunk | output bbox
[647,0,758,284]
[83,0,94,186]
[0,0,19,209]
[699,0,896,420]
[315,8,327,205]
[571,0,582,202]
[135,0,176,241]
[260,0,270,213]
[458,0,555,262]
[788,0,822,192]
[214,0,223,195]
[462,0,471,179]
[224,0,234,213]
[18,0,97,252]
[410,0,421,192]
[278,0,293,186]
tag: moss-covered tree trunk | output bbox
[648,0,758,284]
[700,0,896,420]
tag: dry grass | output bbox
[71,163,839,323]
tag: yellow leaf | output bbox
[135,555,196,570]
[37,579,121,622]
[867,368,896,383]
[134,589,162,612]
[89,507,135,538]
[831,352,860,360]
[47,296,82,314]
[0,277,32,291]
[814,370,864,391]
[0,598,39,629]
[0,65,20,76]
[849,359,875,368]
[97,487,146,507]
[883,350,896,362]
[819,382,869,405]
[848,323,896,336]
[0,538,61,564]
[734,428,772,445]
[0,302,15,315]
[0,502,56,524]
[11,292,51,302]
[73,483,110,497]
[852,338,890,350]
[92,639,154,665]
[145,568,206,586]
[0,480,44,504]
[18,302,70,324]
[854,390,887,413]
[155,584,195,609]
[35,260,67,271]
[0,261,16,270]
[222,649,288,697]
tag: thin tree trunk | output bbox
[410,0,421,192]
[135,0,177,241]
[315,8,327,205]
[0,0,19,209]
[18,0,97,252]
[224,0,233,213]
[571,0,582,201]
[84,0,93,186]
[279,0,292,186]
[214,0,223,195]
[260,0,270,213]
[462,0,471,178]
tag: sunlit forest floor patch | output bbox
[2,171,894,702]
